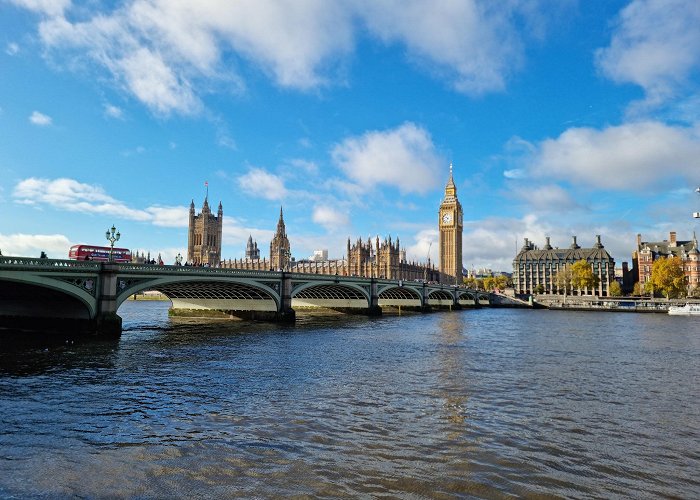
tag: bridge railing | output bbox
[0,256,102,270]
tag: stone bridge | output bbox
[0,257,491,337]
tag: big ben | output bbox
[439,163,463,283]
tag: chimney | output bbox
[670,231,677,247]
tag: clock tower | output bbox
[439,163,463,283]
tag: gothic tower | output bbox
[270,206,291,270]
[438,163,463,283]
[187,196,223,266]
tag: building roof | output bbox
[515,235,614,263]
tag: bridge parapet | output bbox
[0,256,101,271]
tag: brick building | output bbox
[634,231,700,293]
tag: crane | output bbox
[424,241,432,282]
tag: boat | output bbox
[668,304,700,315]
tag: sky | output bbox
[1,0,699,271]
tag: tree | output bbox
[646,256,687,299]
[554,264,573,294]
[493,275,509,290]
[570,260,599,293]
[632,281,645,296]
[608,281,623,297]
[534,284,545,294]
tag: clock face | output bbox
[442,212,453,224]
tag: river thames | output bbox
[1,301,698,498]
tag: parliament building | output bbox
[187,166,463,283]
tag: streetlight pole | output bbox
[694,187,700,219]
[105,225,120,262]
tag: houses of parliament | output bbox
[186,167,463,284]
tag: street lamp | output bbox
[105,225,120,262]
[694,186,700,218]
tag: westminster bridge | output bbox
[0,257,494,337]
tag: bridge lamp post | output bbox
[694,187,700,219]
[105,225,120,262]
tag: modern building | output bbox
[187,197,223,266]
[634,231,700,292]
[438,163,463,284]
[513,235,615,296]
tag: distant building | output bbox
[309,249,328,262]
[438,164,463,284]
[513,235,615,296]
[270,207,291,270]
[344,235,438,281]
[634,231,700,292]
[187,197,223,266]
[245,235,260,260]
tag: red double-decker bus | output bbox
[69,245,132,263]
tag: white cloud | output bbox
[221,218,274,258]
[104,103,123,119]
[331,122,443,194]
[0,233,72,259]
[529,121,700,190]
[596,0,700,109]
[18,0,554,114]
[237,168,287,200]
[516,184,581,212]
[29,110,52,126]
[405,228,438,263]
[359,0,527,94]
[8,0,69,16]
[312,205,350,231]
[5,42,19,56]
[13,177,189,227]
[288,158,318,174]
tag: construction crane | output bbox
[423,241,432,282]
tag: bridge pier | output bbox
[94,263,123,337]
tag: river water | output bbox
[1,301,698,498]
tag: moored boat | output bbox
[668,304,700,315]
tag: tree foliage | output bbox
[608,280,622,297]
[645,256,687,299]
[570,260,599,291]
[632,281,645,296]
[554,264,573,294]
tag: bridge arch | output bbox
[291,282,370,309]
[0,275,97,319]
[377,285,422,307]
[115,275,281,312]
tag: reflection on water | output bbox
[1,301,699,497]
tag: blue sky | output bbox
[1,0,699,271]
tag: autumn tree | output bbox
[645,256,687,299]
[554,264,573,294]
[608,281,622,297]
[570,260,599,293]
[632,281,645,296]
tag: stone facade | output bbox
[245,235,260,260]
[438,164,463,284]
[270,207,291,271]
[187,197,223,266]
[634,231,700,292]
[513,235,615,296]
